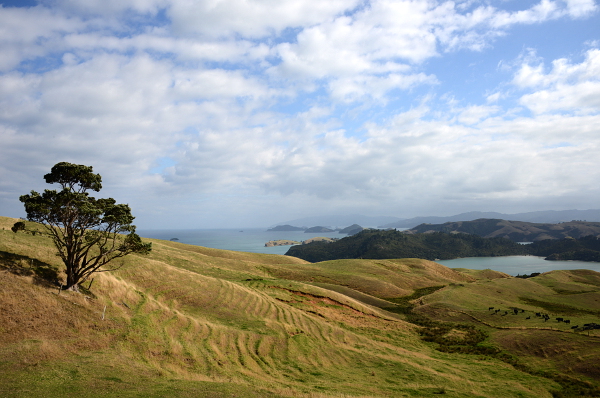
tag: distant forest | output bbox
[285,229,600,263]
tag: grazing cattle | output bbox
[564,320,570,324]
[526,316,531,319]
[504,311,508,315]
[495,309,501,313]
[521,309,525,313]
[556,318,564,322]
[489,307,494,311]
[513,309,519,315]
[535,312,541,317]
[571,325,579,329]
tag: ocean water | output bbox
[137,228,344,256]
[138,228,600,275]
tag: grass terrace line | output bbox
[1,216,599,397]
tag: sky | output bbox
[0,0,599,229]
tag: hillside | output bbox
[1,216,599,397]
[285,229,528,262]
[380,209,600,229]
[407,219,600,242]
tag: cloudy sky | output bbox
[1,0,599,229]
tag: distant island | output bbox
[267,225,305,231]
[267,224,364,235]
[265,239,301,247]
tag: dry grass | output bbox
[0,216,568,397]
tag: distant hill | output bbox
[406,219,600,242]
[338,224,363,235]
[304,226,335,233]
[267,224,305,231]
[380,209,600,229]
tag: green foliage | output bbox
[11,221,25,233]
[528,235,600,262]
[19,162,151,290]
[286,229,528,262]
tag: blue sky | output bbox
[0,0,599,229]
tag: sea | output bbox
[137,228,600,276]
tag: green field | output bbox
[1,216,599,397]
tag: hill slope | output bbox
[0,216,594,398]
[286,228,528,262]
[407,219,600,242]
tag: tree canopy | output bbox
[19,162,151,290]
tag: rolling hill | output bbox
[1,216,599,397]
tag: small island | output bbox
[265,239,301,247]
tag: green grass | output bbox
[2,216,596,398]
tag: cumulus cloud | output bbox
[514,49,600,114]
[1,0,599,228]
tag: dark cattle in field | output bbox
[556,318,563,322]
[564,320,570,324]
[535,312,541,317]
[526,316,531,319]
[489,307,494,311]
[571,325,579,329]
[495,309,501,313]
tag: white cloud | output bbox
[563,0,598,17]
[514,49,600,113]
[1,0,599,228]
[167,0,360,38]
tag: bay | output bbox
[138,229,600,276]
[138,228,344,255]
[437,256,600,276]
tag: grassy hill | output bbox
[1,216,599,397]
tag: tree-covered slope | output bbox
[285,229,528,262]
[407,219,600,242]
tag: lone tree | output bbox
[19,162,151,290]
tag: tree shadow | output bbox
[0,250,60,287]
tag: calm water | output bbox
[138,229,600,276]
[138,228,344,255]
[437,256,600,276]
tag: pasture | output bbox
[1,216,599,397]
